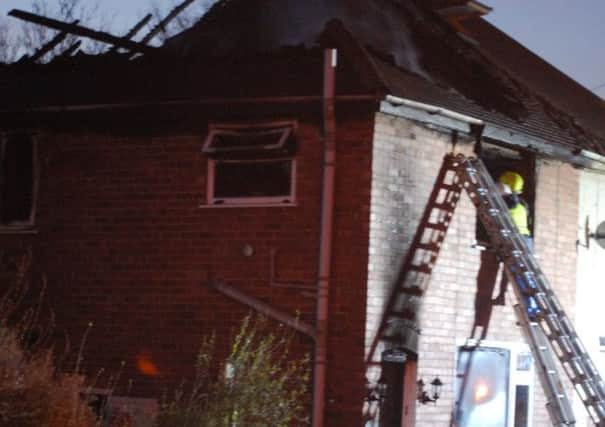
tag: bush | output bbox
[0,251,97,427]
[156,315,310,427]
[0,328,96,426]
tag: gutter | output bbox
[382,95,605,173]
[312,48,337,427]
[0,94,379,114]
[385,94,484,126]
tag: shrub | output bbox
[156,315,310,427]
[0,251,97,427]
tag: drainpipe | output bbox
[312,48,337,427]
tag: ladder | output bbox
[371,153,605,426]
[366,155,463,363]
[453,154,605,426]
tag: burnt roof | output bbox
[163,0,605,155]
[2,0,605,156]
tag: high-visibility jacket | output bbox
[503,193,531,236]
[503,194,531,236]
[510,202,531,236]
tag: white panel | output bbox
[575,171,605,427]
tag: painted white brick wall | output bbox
[573,169,605,427]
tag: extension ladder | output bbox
[454,154,605,426]
[372,153,605,426]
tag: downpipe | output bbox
[312,48,337,427]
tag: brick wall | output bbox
[366,113,580,426]
[0,107,374,426]
[532,159,580,426]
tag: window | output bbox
[476,145,535,245]
[455,343,534,427]
[203,122,297,206]
[0,134,37,228]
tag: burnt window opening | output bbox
[203,122,297,206]
[0,134,36,226]
[476,145,536,244]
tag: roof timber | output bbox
[8,9,160,56]
[108,14,153,54]
[25,20,79,63]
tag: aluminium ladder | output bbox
[453,154,605,426]
[372,153,605,426]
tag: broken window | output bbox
[0,134,37,227]
[203,122,297,205]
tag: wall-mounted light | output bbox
[577,217,605,249]
[417,377,443,404]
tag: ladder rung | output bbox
[433,202,458,212]
[398,286,423,297]
[408,264,432,274]
[415,243,440,252]
[425,223,448,232]
[438,183,462,192]
[389,310,415,321]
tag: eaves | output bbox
[380,95,605,173]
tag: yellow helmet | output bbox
[499,171,524,193]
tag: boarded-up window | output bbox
[1,135,36,226]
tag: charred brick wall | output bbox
[0,107,374,426]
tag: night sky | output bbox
[1,0,603,98]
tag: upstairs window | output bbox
[0,134,37,228]
[202,122,297,206]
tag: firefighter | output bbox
[493,171,540,318]
[497,171,531,248]
[472,170,538,339]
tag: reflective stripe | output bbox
[510,203,530,236]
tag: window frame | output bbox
[202,121,298,208]
[0,133,39,231]
[202,121,296,154]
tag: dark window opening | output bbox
[514,385,529,427]
[1,135,35,225]
[476,145,536,243]
[214,159,293,200]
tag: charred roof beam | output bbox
[108,13,152,54]
[22,20,79,63]
[8,9,160,56]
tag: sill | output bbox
[198,202,298,209]
[0,226,39,235]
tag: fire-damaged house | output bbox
[2,0,605,426]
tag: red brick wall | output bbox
[0,107,374,425]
